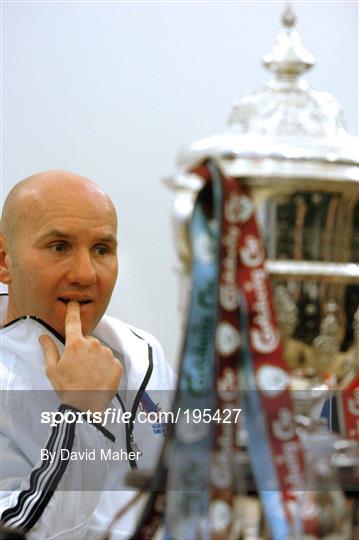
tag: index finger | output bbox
[65,301,83,342]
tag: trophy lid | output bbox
[177,4,359,186]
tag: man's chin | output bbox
[49,304,98,338]
[50,320,95,339]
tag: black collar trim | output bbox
[0,294,65,344]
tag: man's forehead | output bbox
[23,197,117,236]
[31,196,117,220]
[25,180,114,210]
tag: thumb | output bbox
[39,334,60,368]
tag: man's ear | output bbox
[0,234,12,284]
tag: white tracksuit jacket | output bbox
[0,295,176,539]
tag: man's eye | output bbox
[50,243,67,253]
[95,245,110,256]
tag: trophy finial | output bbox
[262,3,315,81]
[282,3,296,29]
[227,4,348,137]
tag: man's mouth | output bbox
[58,297,93,305]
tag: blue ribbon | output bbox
[165,164,223,540]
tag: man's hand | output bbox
[39,302,122,412]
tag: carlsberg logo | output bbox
[249,269,279,354]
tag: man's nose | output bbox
[66,250,96,286]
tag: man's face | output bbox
[1,180,118,336]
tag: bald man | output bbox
[0,171,176,539]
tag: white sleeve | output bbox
[0,404,116,540]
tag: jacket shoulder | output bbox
[97,315,177,389]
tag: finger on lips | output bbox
[65,301,83,340]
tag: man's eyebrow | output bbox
[96,235,118,246]
[40,229,71,239]
[38,229,118,245]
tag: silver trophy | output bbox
[167,5,358,538]
[169,4,358,405]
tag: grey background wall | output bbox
[2,1,358,369]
